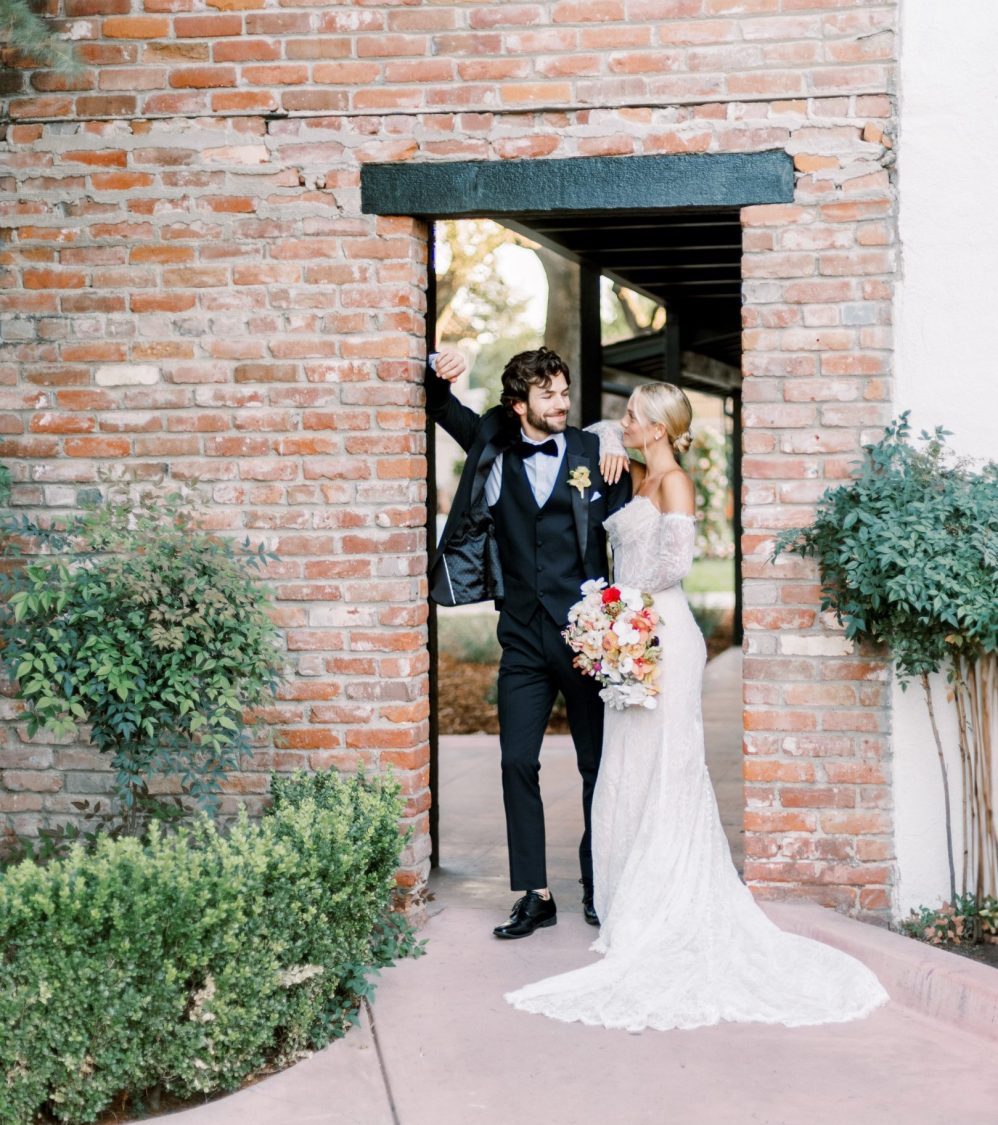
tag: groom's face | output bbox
[515,374,571,439]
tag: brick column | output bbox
[740,148,896,916]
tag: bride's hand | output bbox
[600,453,630,485]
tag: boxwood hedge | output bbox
[0,771,419,1124]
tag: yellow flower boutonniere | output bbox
[568,466,591,496]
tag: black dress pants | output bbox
[496,606,605,891]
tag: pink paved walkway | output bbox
[160,647,998,1123]
[163,890,998,1125]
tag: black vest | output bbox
[491,447,587,626]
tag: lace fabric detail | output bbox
[505,497,888,1032]
[604,494,695,593]
[582,418,627,459]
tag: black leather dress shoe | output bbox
[493,891,557,939]
[580,880,599,927]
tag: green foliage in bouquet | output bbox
[0,771,421,1125]
[774,415,998,902]
[0,489,284,832]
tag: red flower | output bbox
[601,586,621,605]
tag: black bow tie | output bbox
[517,439,559,458]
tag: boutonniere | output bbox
[568,466,591,496]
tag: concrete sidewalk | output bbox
[162,648,998,1123]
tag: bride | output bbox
[505,383,889,1032]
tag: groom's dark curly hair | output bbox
[499,347,571,417]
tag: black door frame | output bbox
[361,152,794,868]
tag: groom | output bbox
[425,346,631,938]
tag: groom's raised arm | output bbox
[423,348,482,454]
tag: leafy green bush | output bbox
[900,894,998,947]
[774,414,998,901]
[1,489,284,831]
[0,771,419,1125]
[773,414,998,678]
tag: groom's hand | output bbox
[600,453,630,485]
[431,347,467,383]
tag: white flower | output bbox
[580,577,608,596]
[618,586,644,611]
[612,619,641,646]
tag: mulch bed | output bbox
[931,941,998,970]
[438,610,734,736]
[437,653,559,734]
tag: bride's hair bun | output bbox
[672,428,694,455]
[631,383,694,456]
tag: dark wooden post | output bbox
[579,259,602,426]
[665,304,681,384]
[731,389,744,648]
[425,222,440,869]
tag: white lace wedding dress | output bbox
[505,496,889,1032]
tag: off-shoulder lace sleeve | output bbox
[609,499,697,592]
[651,514,696,590]
[583,419,627,459]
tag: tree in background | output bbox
[435,220,664,409]
[688,426,735,561]
[435,220,540,409]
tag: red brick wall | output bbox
[1,1,897,913]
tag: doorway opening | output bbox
[429,216,744,889]
[360,152,794,895]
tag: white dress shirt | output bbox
[485,430,567,508]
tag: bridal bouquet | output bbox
[562,578,662,710]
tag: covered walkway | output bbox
[434,645,744,910]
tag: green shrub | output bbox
[437,612,502,664]
[0,771,419,1125]
[774,415,998,901]
[690,602,726,642]
[1,488,284,831]
[0,0,77,72]
[900,894,998,946]
[772,414,998,680]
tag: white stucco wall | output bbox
[893,0,998,913]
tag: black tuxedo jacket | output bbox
[424,365,631,611]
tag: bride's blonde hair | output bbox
[631,382,694,455]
